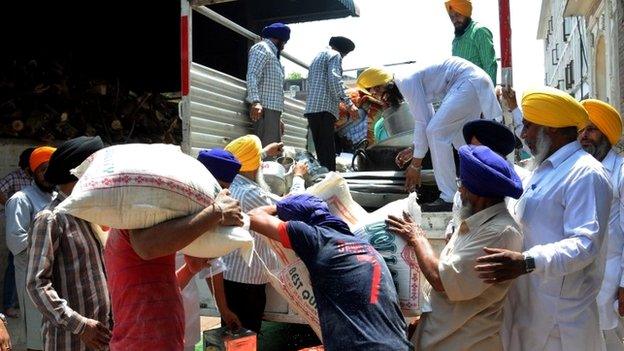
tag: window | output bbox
[551,44,559,65]
[565,60,575,89]
[563,18,571,42]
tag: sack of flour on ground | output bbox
[352,193,429,316]
[55,143,255,264]
[306,172,368,230]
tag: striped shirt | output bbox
[305,48,353,118]
[26,192,111,351]
[246,39,285,112]
[223,175,279,285]
[452,20,497,84]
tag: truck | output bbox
[178,1,453,324]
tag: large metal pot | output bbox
[383,103,415,136]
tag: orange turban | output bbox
[29,146,56,172]
[581,99,623,145]
[445,0,473,17]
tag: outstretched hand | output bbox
[474,247,527,284]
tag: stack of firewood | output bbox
[0,57,182,145]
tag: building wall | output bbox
[540,0,621,107]
[541,0,591,99]
[585,0,620,107]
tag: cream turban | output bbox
[581,99,623,145]
[224,135,262,172]
[521,86,589,131]
[356,67,393,94]
[445,0,473,17]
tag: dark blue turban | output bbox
[261,23,291,42]
[459,145,523,199]
[197,149,241,184]
[276,194,352,235]
[462,120,516,157]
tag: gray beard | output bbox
[582,137,611,161]
[528,128,552,171]
[459,201,473,220]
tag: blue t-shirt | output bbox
[280,221,413,351]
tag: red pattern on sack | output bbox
[78,172,217,207]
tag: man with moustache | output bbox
[445,0,497,84]
[5,146,56,351]
[475,87,612,351]
[26,136,112,351]
[387,144,523,350]
[578,99,624,350]
[246,22,290,146]
[219,135,308,333]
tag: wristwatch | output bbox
[522,253,535,273]
[0,313,7,325]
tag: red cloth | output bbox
[104,229,184,351]
[278,221,292,249]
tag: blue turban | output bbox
[459,145,523,199]
[261,23,291,42]
[276,194,352,235]
[462,120,516,157]
[197,149,241,184]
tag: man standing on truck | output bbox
[305,36,357,171]
[356,57,502,212]
[446,0,497,84]
[246,22,291,146]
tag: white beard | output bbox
[528,128,552,171]
[459,200,473,220]
[453,199,474,223]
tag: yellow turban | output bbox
[224,135,262,172]
[29,146,56,172]
[521,86,589,131]
[581,99,623,145]
[356,67,393,94]
[445,0,473,18]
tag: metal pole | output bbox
[180,0,193,154]
[193,5,310,70]
[343,60,417,73]
[498,0,513,87]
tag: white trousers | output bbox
[427,81,483,202]
[604,322,624,351]
[14,250,43,350]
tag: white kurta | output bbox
[395,57,502,201]
[503,141,612,351]
[597,150,624,331]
